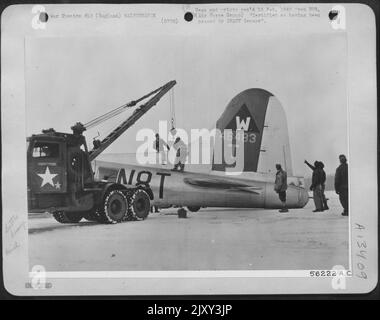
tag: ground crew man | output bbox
[318,161,329,210]
[335,154,349,216]
[153,133,170,165]
[274,164,288,213]
[304,160,329,210]
[171,137,188,172]
[309,161,325,212]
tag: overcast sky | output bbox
[26,32,347,176]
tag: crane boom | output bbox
[88,80,176,161]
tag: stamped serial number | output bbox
[310,270,337,277]
[310,270,352,277]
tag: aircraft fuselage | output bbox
[94,161,309,209]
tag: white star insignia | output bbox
[37,166,58,188]
[55,182,61,189]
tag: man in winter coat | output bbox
[274,164,288,213]
[309,161,325,212]
[171,137,188,172]
[304,160,329,210]
[335,154,349,216]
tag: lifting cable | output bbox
[84,84,166,130]
[169,86,176,132]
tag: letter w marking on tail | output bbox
[236,116,251,131]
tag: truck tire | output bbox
[99,189,129,223]
[53,211,83,224]
[129,189,150,221]
[187,206,201,212]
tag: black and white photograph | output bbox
[1,3,377,296]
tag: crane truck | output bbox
[27,80,176,224]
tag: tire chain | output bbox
[52,211,83,224]
[128,189,150,221]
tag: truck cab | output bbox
[27,129,94,213]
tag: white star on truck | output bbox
[37,166,58,187]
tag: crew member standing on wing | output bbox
[335,154,349,216]
[274,164,288,213]
[171,137,188,172]
[153,133,170,165]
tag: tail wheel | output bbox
[129,189,150,221]
[99,189,129,223]
[52,211,83,224]
[187,206,201,212]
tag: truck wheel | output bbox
[99,189,128,223]
[187,206,201,212]
[53,211,83,224]
[129,189,150,221]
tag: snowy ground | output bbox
[29,192,349,271]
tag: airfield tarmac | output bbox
[29,192,349,271]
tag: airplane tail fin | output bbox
[211,88,293,176]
